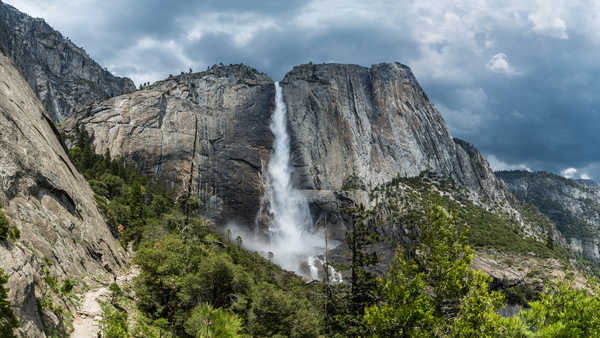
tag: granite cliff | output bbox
[0,51,125,337]
[280,63,529,239]
[61,62,547,242]
[0,1,135,122]
[498,170,600,261]
[62,65,275,227]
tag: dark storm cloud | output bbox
[6,0,600,179]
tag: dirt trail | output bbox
[71,269,138,338]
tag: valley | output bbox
[0,1,600,337]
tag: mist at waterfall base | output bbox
[226,82,341,283]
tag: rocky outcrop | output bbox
[497,170,600,261]
[0,51,125,337]
[62,62,552,242]
[62,65,274,227]
[280,63,541,240]
[281,63,509,205]
[0,1,135,122]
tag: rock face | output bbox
[498,170,600,261]
[281,63,508,204]
[0,1,135,122]
[62,65,274,227]
[0,51,125,337]
[281,63,531,239]
[62,62,534,241]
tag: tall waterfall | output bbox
[263,82,319,274]
[227,82,341,282]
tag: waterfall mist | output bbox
[227,82,341,282]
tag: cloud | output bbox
[183,13,278,48]
[559,167,596,181]
[4,0,600,182]
[486,53,517,75]
[486,154,532,172]
[561,167,578,178]
[528,10,568,39]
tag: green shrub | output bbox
[0,268,19,337]
[0,208,9,241]
[100,303,128,338]
[247,283,321,338]
[184,303,242,338]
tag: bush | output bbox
[184,303,242,338]
[247,282,321,338]
[0,208,9,241]
[0,268,19,337]
[100,303,128,338]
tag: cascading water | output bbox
[263,82,316,269]
[227,82,341,282]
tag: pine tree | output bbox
[327,203,380,336]
[345,204,379,317]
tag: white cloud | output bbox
[486,154,531,172]
[107,37,198,85]
[486,53,517,75]
[559,167,596,180]
[528,10,568,39]
[561,167,578,178]
[183,13,277,48]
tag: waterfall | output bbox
[261,82,316,274]
[227,82,341,282]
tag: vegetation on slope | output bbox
[0,268,19,337]
[70,128,321,337]
[497,170,600,239]
[371,173,567,259]
[67,129,600,337]
[0,205,20,242]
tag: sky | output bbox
[5,0,600,180]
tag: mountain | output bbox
[62,64,275,227]
[0,50,125,337]
[60,62,559,246]
[0,1,136,122]
[279,63,535,239]
[497,170,600,261]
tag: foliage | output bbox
[515,280,600,337]
[324,204,381,336]
[364,205,509,337]
[69,127,179,244]
[246,283,321,338]
[184,303,242,338]
[344,204,379,315]
[60,279,76,295]
[0,206,20,242]
[0,268,19,338]
[417,206,473,317]
[373,174,566,259]
[0,208,9,241]
[100,303,128,338]
[450,270,508,337]
[109,283,123,305]
[134,230,320,337]
[70,128,600,337]
[364,249,435,337]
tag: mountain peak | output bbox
[0,1,135,122]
